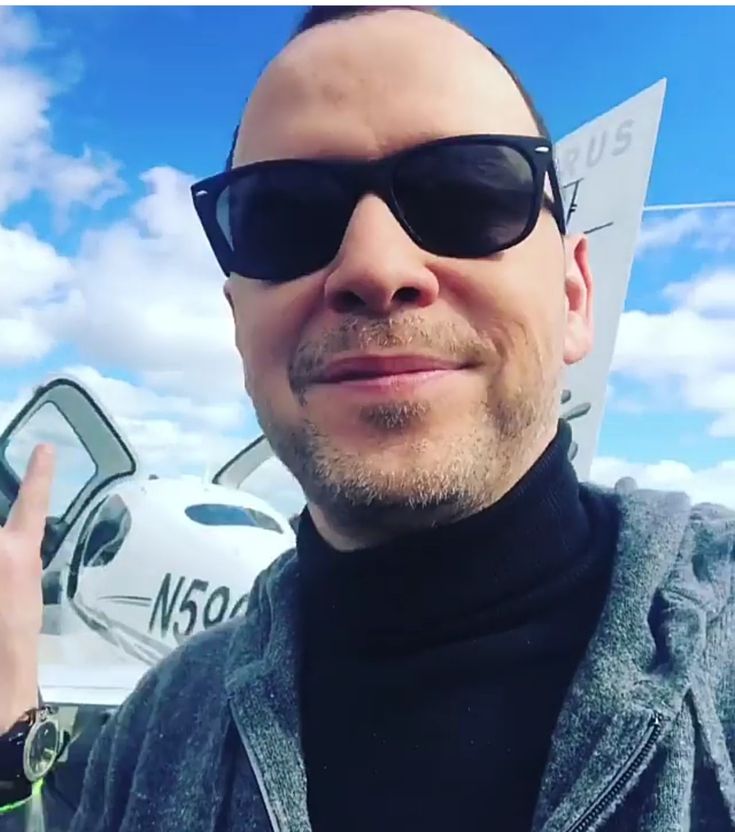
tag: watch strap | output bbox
[0,777,42,814]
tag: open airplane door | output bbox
[213,435,306,528]
[0,375,139,569]
[212,434,274,489]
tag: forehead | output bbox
[235,10,539,166]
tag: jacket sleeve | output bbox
[66,666,162,832]
[700,503,735,770]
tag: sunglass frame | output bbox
[191,133,567,280]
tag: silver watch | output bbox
[0,706,61,787]
[23,707,61,782]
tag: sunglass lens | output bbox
[393,142,538,258]
[217,165,354,282]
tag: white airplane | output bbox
[0,374,298,708]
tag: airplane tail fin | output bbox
[554,79,666,480]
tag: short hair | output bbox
[225,5,550,170]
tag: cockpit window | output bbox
[81,495,132,568]
[185,503,284,534]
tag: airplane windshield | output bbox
[185,503,284,534]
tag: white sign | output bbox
[555,79,666,480]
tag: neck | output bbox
[307,418,560,551]
[296,416,595,652]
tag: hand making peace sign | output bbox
[0,445,55,733]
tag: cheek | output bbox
[444,246,564,367]
[514,227,565,317]
[235,281,315,400]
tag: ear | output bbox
[562,233,594,365]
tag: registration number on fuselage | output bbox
[148,572,249,643]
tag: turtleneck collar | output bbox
[297,420,594,651]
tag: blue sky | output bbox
[2,6,735,509]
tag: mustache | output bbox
[288,314,492,392]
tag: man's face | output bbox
[226,10,593,545]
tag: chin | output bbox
[331,412,455,454]
[326,422,470,480]
[306,436,488,525]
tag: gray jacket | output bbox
[61,482,735,832]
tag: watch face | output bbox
[23,719,60,781]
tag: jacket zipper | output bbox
[233,719,281,832]
[562,711,664,832]
[235,703,663,832]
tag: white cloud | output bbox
[0,159,239,398]
[117,415,244,476]
[636,210,703,255]
[0,222,73,365]
[0,65,50,210]
[682,372,735,414]
[610,264,735,436]
[663,268,735,315]
[591,455,735,510]
[0,8,37,59]
[695,210,735,254]
[43,166,243,401]
[44,146,124,230]
[0,162,241,410]
[612,310,735,435]
[612,307,735,379]
[0,315,55,365]
[0,8,124,218]
[635,209,735,257]
[0,388,33,435]
[0,223,72,308]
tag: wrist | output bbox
[0,662,38,735]
[0,702,37,737]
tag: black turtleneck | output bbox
[297,421,620,832]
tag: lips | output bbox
[316,355,466,383]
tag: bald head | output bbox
[231,7,546,168]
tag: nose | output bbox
[322,194,440,315]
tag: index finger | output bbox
[6,444,56,538]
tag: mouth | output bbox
[314,354,472,385]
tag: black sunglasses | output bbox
[191,134,566,284]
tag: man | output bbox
[1,6,734,831]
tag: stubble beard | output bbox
[254,354,560,544]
